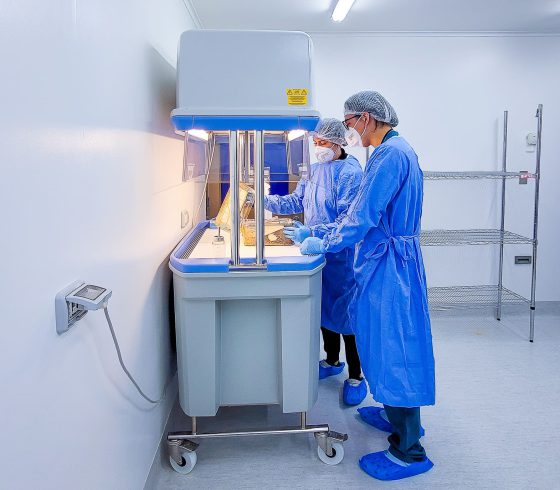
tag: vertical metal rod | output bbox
[285,132,292,174]
[529,104,543,342]
[302,135,310,177]
[300,412,307,429]
[243,131,251,183]
[204,134,216,221]
[238,132,246,184]
[191,416,198,435]
[229,131,240,267]
[182,132,190,182]
[496,110,508,321]
[254,130,265,265]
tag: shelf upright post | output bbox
[529,105,543,342]
[496,111,508,321]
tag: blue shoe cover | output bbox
[343,379,367,406]
[357,407,393,432]
[357,407,425,436]
[359,451,434,481]
[319,361,345,380]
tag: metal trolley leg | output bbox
[166,412,349,474]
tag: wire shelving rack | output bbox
[422,106,543,341]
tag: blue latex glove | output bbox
[283,221,311,244]
[300,237,326,255]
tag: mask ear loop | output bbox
[358,113,369,141]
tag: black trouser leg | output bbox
[342,334,362,380]
[321,327,341,365]
[383,405,426,463]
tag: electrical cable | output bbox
[103,306,167,404]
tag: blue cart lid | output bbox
[169,221,325,274]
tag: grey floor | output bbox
[148,304,560,490]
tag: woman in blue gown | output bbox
[265,118,367,405]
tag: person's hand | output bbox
[247,183,270,195]
[300,237,326,255]
[283,221,311,244]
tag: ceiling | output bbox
[187,0,560,34]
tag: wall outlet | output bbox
[181,210,190,229]
[526,132,537,153]
[55,280,88,335]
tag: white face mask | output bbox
[344,115,367,147]
[315,145,335,163]
[344,127,363,148]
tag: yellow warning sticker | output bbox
[287,88,308,105]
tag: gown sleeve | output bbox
[264,178,306,215]
[310,163,363,239]
[323,147,407,253]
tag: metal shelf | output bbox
[422,107,542,341]
[420,229,534,246]
[428,285,529,310]
[423,171,522,180]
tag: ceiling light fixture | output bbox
[331,0,356,22]
[188,129,209,141]
[287,129,306,141]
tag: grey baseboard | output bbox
[143,376,180,490]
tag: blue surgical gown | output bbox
[323,137,436,407]
[265,155,363,335]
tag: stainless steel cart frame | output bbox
[167,412,348,473]
[167,128,348,474]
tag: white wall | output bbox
[0,1,199,488]
[311,34,560,301]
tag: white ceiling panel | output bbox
[188,0,560,34]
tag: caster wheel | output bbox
[317,441,344,465]
[169,451,197,474]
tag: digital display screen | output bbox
[76,285,106,301]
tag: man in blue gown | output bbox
[265,118,367,405]
[300,92,436,481]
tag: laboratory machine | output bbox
[166,30,348,474]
